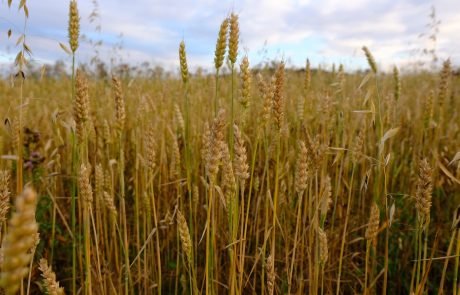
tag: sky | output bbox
[0,0,459,74]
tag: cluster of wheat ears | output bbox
[0,1,459,294]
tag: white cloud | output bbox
[0,0,458,72]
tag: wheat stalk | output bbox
[362,46,377,74]
[68,0,80,53]
[74,69,89,140]
[0,187,38,295]
[39,258,65,295]
[214,18,229,70]
[266,254,275,295]
[0,171,11,224]
[233,124,249,186]
[228,13,239,65]
[112,76,126,131]
[415,158,432,225]
[179,41,189,84]
[239,56,251,110]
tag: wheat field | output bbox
[0,1,459,294]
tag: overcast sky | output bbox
[0,0,458,73]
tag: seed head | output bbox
[320,175,332,219]
[205,109,226,182]
[415,158,433,224]
[103,191,117,218]
[112,77,126,131]
[177,210,193,265]
[39,258,65,295]
[318,227,329,264]
[239,56,251,109]
[174,103,185,133]
[222,144,236,211]
[393,66,401,101]
[304,58,311,93]
[228,13,239,65]
[79,164,93,206]
[0,171,11,223]
[95,164,104,204]
[68,0,80,53]
[272,62,285,131]
[266,254,275,295]
[362,46,377,74]
[169,133,181,180]
[145,124,156,171]
[365,202,380,240]
[295,141,309,194]
[214,18,229,70]
[0,188,38,295]
[74,69,89,140]
[179,41,189,84]
[233,124,249,185]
